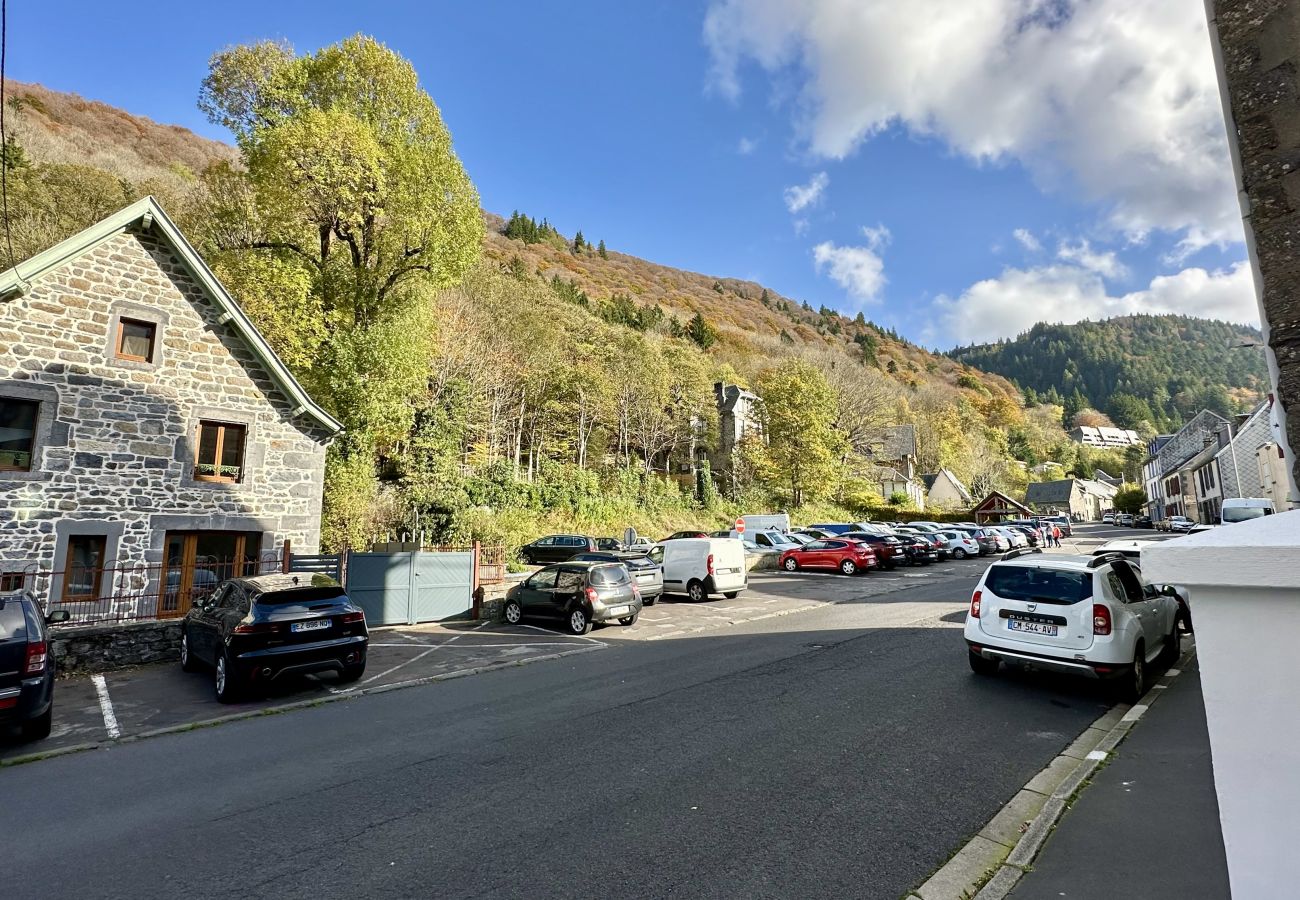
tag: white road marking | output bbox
[1166,668,1181,677]
[350,635,466,689]
[1122,704,1149,722]
[91,674,121,739]
[1086,750,1108,760]
[513,622,604,644]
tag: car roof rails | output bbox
[1087,551,1128,569]
[999,547,1043,561]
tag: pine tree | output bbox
[597,239,608,259]
[688,312,718,349]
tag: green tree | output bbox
[597,239,607,259]
[573,230,586,253]
[1112,484,1148,514]
[198,35,483,328]
[754,360,845,505]
[687,312,719,349]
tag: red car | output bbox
[780,538,878,576]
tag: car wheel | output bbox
[1118,642,1146,705]
[968,651,999,676]
[723,591,740,599]
[644,595,657,607]
[1160,623,1181,667]
[214,650,240,704]
[566,606,592,635]
[338,664,365,684]
[783,557,799,571]
[503,598,523,625]
[619,614,638,626]
[21,705,53,742]
[686,580,707,603]
[839,559,858,576]
[180,629,199,672]
[953,548,967,560]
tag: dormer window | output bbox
[116,318,157,363]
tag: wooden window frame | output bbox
[115,317,157,363]
[194,421,247,484]
[0,572,24,592]
[0,396,39,472]
[61,535,108,604]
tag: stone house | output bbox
[1141,410,1230,521]
[0,197,341,619]
[708,381,760,492]
[1024,478,1117,521]
[865,424,925,508]
[920,468,972,509]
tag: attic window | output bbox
[116,318,157,363]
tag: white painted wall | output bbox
[1143,510,1300,899]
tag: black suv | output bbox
[0,592,69,741]
[181,574,368,703]
[519,534,598,566]
[504,561,643,634]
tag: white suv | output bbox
[964,549,1180,702]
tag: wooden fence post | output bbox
[471,540,482,620]
[281,539,291,574]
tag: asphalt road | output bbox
[0,561,1122,900]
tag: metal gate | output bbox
[344,549,474,626]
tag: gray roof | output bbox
[870,424,917,462]
[1024,480,1078,504]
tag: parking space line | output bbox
[347,635,465,691]
[91,674,121,740]
[514,622,604,645]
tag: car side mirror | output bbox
[46,609,71,624]
[1159,584,1179,598]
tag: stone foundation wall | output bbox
[50,619,181,675]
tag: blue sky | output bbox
[10,0,1255,348]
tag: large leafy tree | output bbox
[198,36,483,328]
[754,360,845,505]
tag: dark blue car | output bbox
[0,591,69,742]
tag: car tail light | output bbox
[969,591,982,618]
[340,611,365,624]
[706,553,715,576]
[584,586,598,603]
[24,640,48,674]
[233,621,281,635]
[1093,604,1112,635]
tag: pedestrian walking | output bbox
[1052,524,1061,547]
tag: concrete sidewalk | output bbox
[1010,660,1229,900]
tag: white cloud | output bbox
[704,0,1242,250]
[783,171,829,213]
[813,231,889,303]
[1056,240,1128,280]
[1013,228,1042,252]
[934,260,1258,347]
[738,136,759,155]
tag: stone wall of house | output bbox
[0,226,330,584]
[49,619,182,674]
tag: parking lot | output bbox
[1,524,1166,765]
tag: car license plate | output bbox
[636,573,653,582]
[291,619,330,633]
[608,605,630,617]
[1008,619,1058,637]
[716,567,738,575]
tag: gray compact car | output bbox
[504,561,644,634]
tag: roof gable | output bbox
[0,196,341,435]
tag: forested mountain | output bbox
[0,60,1156,550]
[949,316,1267,434]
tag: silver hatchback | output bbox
[504,561,644,635]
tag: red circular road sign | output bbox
[734,518,746,534]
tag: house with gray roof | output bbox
[865,424,924,508]
[1024,478,1118,521]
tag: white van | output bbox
[741,513,790,534]
[654,538,747,602]
[1221,497,1275,524]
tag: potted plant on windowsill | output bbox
[194,463,241,484]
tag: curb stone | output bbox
[910,646,1195,900]
[0,643,605,769]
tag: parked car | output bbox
[1167,516,1193,532]
[594,538,626,551]
[739,530,799,550]
[1091,540,1193,634]
[1221,497,1276,524]
[1045,515,1073,538]
[740,513,791,534]
[1134,515,1153,529]
[992,526,1027,549]
[793,528,838,541]
[779,539,878,576]
[784,532,815,546]
[504,561,642,634]
[964,550,1180,702]
[842,532,908,570]
[891,533,938,566]
[0,592,69,741]
[1102,512,1116,524]
[661,530,710,542]
[936,530,981,559]
[181,574,368,703]
[571,552,663,605]
[653,537,747,602]
[519,534,597,565]
[1117,513,1135,527]
[899,528,950,559]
